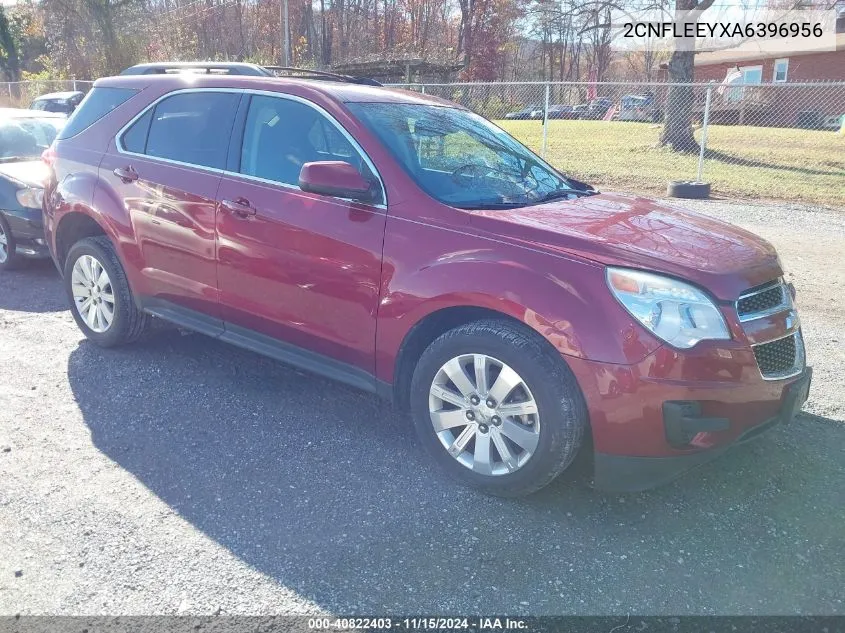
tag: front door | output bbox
[215,93,387,376]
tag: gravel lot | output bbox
[0,199,843,616]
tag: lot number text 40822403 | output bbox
[307,617,529,630]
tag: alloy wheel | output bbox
[71,254,115,333]
[428,353,540,476]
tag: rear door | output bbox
[98,89,241,322]
[214,93,387,376]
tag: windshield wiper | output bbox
[528,188,596,205]
[453,187,598,211]
[454,200,528,210]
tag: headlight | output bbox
[16,187,44,209]
[606,267,730,349]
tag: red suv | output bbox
[43,73,811,496]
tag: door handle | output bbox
[113,166,139,183]
[221,198,257,218]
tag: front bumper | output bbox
[593,366,811,491]
[566,339,812,491]
[2,208,50,259]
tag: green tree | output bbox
[0,6,21,81]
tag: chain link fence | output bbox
[0,80,95,109]
[0,78,841,206]
[391,81,845,207]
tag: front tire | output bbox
[64,236,151,347]
[410,319,587,497]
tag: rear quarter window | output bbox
[57,87,137,139]
[121,109,152,154]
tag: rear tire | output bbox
[410,319,587,497]
[0,214,21,272]
[64,236,151,347]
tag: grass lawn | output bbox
[498,119,845,208]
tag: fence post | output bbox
[697,84,713,182]
[72,79,78,92]
[421,85,425,94]
[541,83,550,158]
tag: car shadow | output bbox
[0,259,66,313]
[66,333,845,614]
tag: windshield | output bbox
[347,103,593,209]
[0,117,64,162]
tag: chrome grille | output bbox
[752,331,805,380]
[737,279,805,380]
[737,283,785,317]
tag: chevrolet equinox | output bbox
[43,72,812,496]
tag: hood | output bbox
[469,192,781,300]
[0,160,48,188]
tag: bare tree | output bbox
[586,4,613,80]
[658,0,716,152]
[623,36,666,81]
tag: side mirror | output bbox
[299,161,376,203]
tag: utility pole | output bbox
[281,0,291,66]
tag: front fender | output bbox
[375,216,662,383]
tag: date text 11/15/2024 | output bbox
[307,617,528,630]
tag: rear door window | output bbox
[57,87,137,139]
[123,91,239,170]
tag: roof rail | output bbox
[120,62,273,77]
[119,62,384,86]
[263,66,383,87]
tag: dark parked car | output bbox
[547,105,578,120]
[503,105,538,120]
[29,91,85,116]
[585,97,614,119]
[526,105,577,120]
[0,109,64,271]
[618,94,661,122]
[43,73,811,496]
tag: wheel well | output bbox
[392,305,595,463]
[392,306,527,410]
[56,213,107,268]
